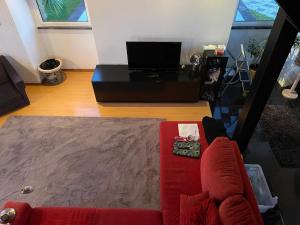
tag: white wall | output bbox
[5,0,48,82]
[0,0,40,83]
[38,29,98,69]
[0,0,98,84]
[87,0,239,64]
[1,0,238,81]
[25,1,99,70]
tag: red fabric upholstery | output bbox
[160,121,208,225]
[160,121,263,225]
[3,202,32,225]
[219,195,258,225]
[180,192,209,209]
[201,137,244,202]
[2,203,162,225]
[1,121,264,225]
[29,208,162,225]
[231,142,264,225]
[180,192,221,225]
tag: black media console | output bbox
[92,65,202,102]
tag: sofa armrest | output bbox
[2,202,162,225]
[2,201,32,225]
[0,56,24,86]
[30,208,162,225]
[0,56,30,106]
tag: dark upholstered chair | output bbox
[0,56,30,116]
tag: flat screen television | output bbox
[126,41,182,71]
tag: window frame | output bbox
[233,0,277,29]
[232,21,275,29]
[31,0,92,29]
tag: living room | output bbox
[0,1,300,225]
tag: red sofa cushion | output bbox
[180,192,221,225]
[219,195,258,225]
[2,202,162,225]
[201,137,244,202]
[180,192,209,209]
[160,121,209,225]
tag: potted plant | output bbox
[246,38,266,79]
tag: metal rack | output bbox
[220,44,252,97]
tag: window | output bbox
[33,0,91,28]
[234,0,279,27]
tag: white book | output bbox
[178,124,200,140]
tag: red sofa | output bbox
[160,121,263,225]
[2,121,263,225]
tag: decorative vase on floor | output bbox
[38,58,65,86]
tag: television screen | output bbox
[126,42,181,71]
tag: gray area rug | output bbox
[259,105,300,168]
[0,116,163,209]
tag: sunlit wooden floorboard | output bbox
[0,71,211,126]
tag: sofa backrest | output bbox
[201,137,244,202]
[0,56,30,115]
[0,59,9,84]
[200,137,264,225]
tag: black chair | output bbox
[0,56,30,116]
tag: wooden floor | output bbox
[0,71,211,126]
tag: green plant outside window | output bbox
[36,0,88,22]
